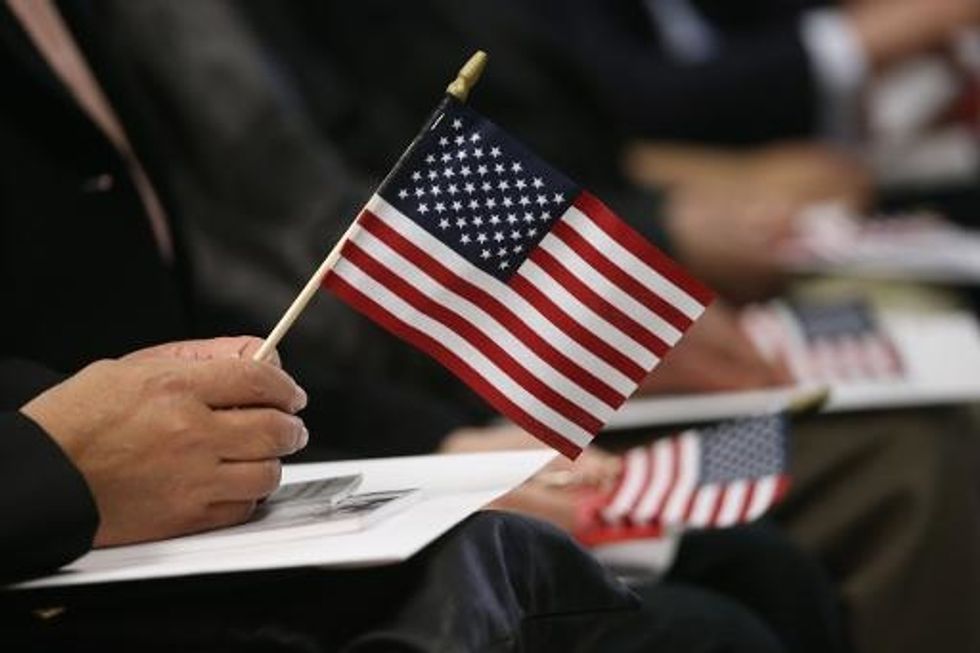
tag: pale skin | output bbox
[19,336,308,548]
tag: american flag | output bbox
[578,415,790,546]
[323,98,712,458]
[740,299,904,384]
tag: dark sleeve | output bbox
[0,361,98,583]
[548,2,819,144]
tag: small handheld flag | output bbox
[258,53,713,459]
[578,414,791,546]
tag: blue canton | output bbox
[699,415,788,484]
[380,99,580,281]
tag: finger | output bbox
[202,501,258,531]
[122,337,281,367]
[212,459,283,502]
[187,358,306,412]
[212,409,308,461]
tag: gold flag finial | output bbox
[788,386,831,417]
[446,51,488,102]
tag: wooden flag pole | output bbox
[252,51,489,362]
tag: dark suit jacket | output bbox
[0,2,474,581]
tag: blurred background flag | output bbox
[579,414,791,546]
[324,97,713,458]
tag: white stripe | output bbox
[332,258,593,449]
[518,260,658,369]
[660,432,700,525]
[563,205,705,319]
[631,439,675,523]
[688,484,721,528]
[745,476,779,520]
[350,228,616,420]
[602,448,650,523]
[538,233,683,345]
[367,197,637,395]
[715,481,749,527]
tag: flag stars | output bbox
[497,247,508,257]
[489,215,502,226]
[460,166,472,177]
[448,184,459,195]
[414,188,426,198]
[428,170,439,181]
[510,230,522,240]
[441,153,453,163]
[477,164,488,175]
[455,217,467,229]
[485,198,497,209]
[494,163,506,174]
[434,202,446,213]
[438,218,450,230]
[528,227,539,237]
[499,261,510,270]
[452,119,463,130]
[430,185,442,196]
[473,148,484,159]
[532,177,544,189]
[460,233,472,245]
[443,167,455,179]
[493,232,505,242]
[553,193,565,203]
[540,210,552,221]
[507,214,519,225]
[398,189,409,199]
[464,182,476,194]
[472,216,485,227]
[497,180,510,191]
[481,249,491,260]
[425,154,436,164]
[476,232,488,244]
[511,162,523,173]
[452,200,463,211]
[455,135,466,146]
[515,179,527,190]
[456,149,468,161]
[490,146,502,158]
[468,199,480,210]
[523,212,535,223]
[519,196,531,207]
[411,171,422,182]
[536,195,548,206]
[439,137,449,147]
[418,203,429,214]
[470,132,481,142]
[513,244,524,254]
[481,182,493,192]
[502,197,514,208]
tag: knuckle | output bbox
[145,367,190,397]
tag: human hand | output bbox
[20,348,308,547]
[640,302,792,394]
[849,0,980,69]
[123,335,279,367]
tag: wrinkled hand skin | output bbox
[20,337,308,547]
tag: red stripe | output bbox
[647,437,681,522]
[574,192,714,306]
[527,247,670,358]
[550,220,693,332]
[772,476,791,504]
[680,487,700,523]
[576,523,665,548]
[340,242,604,435]
[358,211,625,409]
[706,485,729,527]
[324,271,583,459]
[508,274,648,383]
[737,483,757,522]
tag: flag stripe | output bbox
[661,433,700,525]
[570,195,714,312]
[356,211,626,410]
[714,481,749,527]
[537,232,684,345]
[340,239,606,433]
[550,219,694,332]
[518,257,660,366]
[365,197,640,393]
[632,438,677,523]
[601,448,650,523]
[745,476,779,521]
[327,260,593,452]
[507,274,649,382]
[689,485,721,528]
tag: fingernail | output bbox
[294,385,308,411]
[297,426,309,450]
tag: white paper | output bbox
[14,450,556,589]
[608,311,980,430]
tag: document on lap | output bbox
[11,450,556,589]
